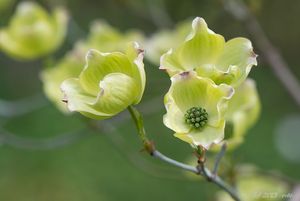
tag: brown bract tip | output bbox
[179,71,191,78]
[137,48,144,55]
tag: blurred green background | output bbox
[0,0,300,200]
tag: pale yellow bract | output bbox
[60,42,146,120]
[160,17,257,87]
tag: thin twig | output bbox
[223,0,300,107]
[201,166,240,201]
[99,121,199,181]
[152,150,199,173]
[152,149,241,201]
[198,162,210,180]
[213,143,227,176]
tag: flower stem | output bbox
[127,105,241,201]
[127,105,154,153]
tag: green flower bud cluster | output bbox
[184,107,208,129]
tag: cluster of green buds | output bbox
[184,107,208,129]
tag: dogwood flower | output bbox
[163,71,234,149]
[0,1,68,60]
[41,49,84,113]
[78,20,144,53]
[41,21,144,113]
[60,42,145,119]
[160,17,257,87]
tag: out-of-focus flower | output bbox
[275,114,300,163]
[212,79,260,151]
[216,165,290,201]
[145,20,190,65]
[163,71,234,149]
[0,1,68,60]
[40,49,84,113]
[78,20,144,53]
[160,17,257,87]
[60,42,145,119]
[41,21,144,113]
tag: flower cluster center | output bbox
[184,107,208,129]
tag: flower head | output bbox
[79,20,144,53]
[41,22,144,113]
[0,1,68,60]
[163,71,234,149]
[60,42,145,119]
[40,50,84,113]
[160,17,257,87]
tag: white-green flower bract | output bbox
[225,79,260,148]
[160,17,257,87]
[212,79,261,151]
[0,1,68,60]
[61,42,145,119]
[163,71,234,149]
